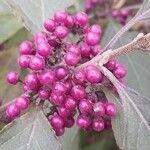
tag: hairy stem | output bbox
[77,32,150,70]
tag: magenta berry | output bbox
[54,128,65,136]
[7,71,19,85]
[64,52,80,66]
[75,12,88,26]
[79,99,93,114]
[85,32,100,46]
[44,19,55,32]
[80,44,91,58]
[64,79,73,94]
[91,46,102,56]
[113,63,127,79]
[19,41,32,55]
[67,44,81,56]
[25,73,39,91]
[58,106,71,118]
[105,103,117,117]
[15,96,30,110]
[85,65,103,83]
[105,60,116,71]
[65,16,74,28]
[76,115,91,129]
[6,104,20,119]
[55,26,68,39]
[73,70,86,85]
[29,56,45,71]
[50,114,64,129]
[38,70,55,86]
[89,24,102,34]
[64,117,75,128]
[18,55,30,69]
[38,89,50,100]
[93,102,105,116]
[52,82,67,94]
[50,92,65,106]
[92,118,104,132]
[71,85,86,100]
[54,11,68,23]
[55,66,68,80]
[65,97,77,111]
[37,42,52,57]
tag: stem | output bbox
[77,32,150,69]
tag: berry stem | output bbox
[77,32,150,69]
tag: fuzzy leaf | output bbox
[105,0,150,50]
[102,21,150,98]
[0,14,23,44]
[0,110,62,150]
[0,48,21,104]
[101,66,150,150]
[3,0,78,33]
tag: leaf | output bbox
[0,14,23,44]
[0,48,21,104]
[3,0,79,34]
[104,0,150,50]
[102,21,150,98]
[0,110,62,150]
[101,66,150,150]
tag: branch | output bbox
[77,32,150,70]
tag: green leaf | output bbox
[0,110,62,150]
[3,0,79,33]
[0,48,21,104]
[0,14,23,44]
[102,21,150,98]
[101,66,150,150]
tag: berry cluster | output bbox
[4,10,127,136]
[111,9,130,25]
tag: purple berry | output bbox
[71,85,86,101]
[93,102,105,116]
[64,79,73,94]
[105,60,116,71]
[15,96,30,110]
[19,41,32,55]
[58,106,71,118]
[64,52,80,66]
[55,66,68,80]
[18,55,30,69]
[76,115,91,129]
[80,44,91,58]
[113,63,127,79]
[50,92,65,106]
[65,97,77,110]
[75,12,88,26]
[54,128,65,136]
[92,118,104,132]
[85,32,100,46]
[54,11,68,23]
[38,89,50,100]
[55,26,68,39]
[73,70,86,85]
[52,82,67,94]
[79,99,93,114]
[65,15,74,28]
[6,103,20,119]
[7,71,19,85]
[37,42,52,57]
[44,19,55,32]
[25,73,39,91]
[85,65,103,83]
[29,56,45,71]
[64,117,75,128]
[67,44,81,56]
[89,24,102,35]
[105,103,117,117]
[50,114,64,128]
[91,46,102,56]
[38,70,55,86]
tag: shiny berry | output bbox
[7,71,19,85]
[105,103,117,117]
[19,41,32,55]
